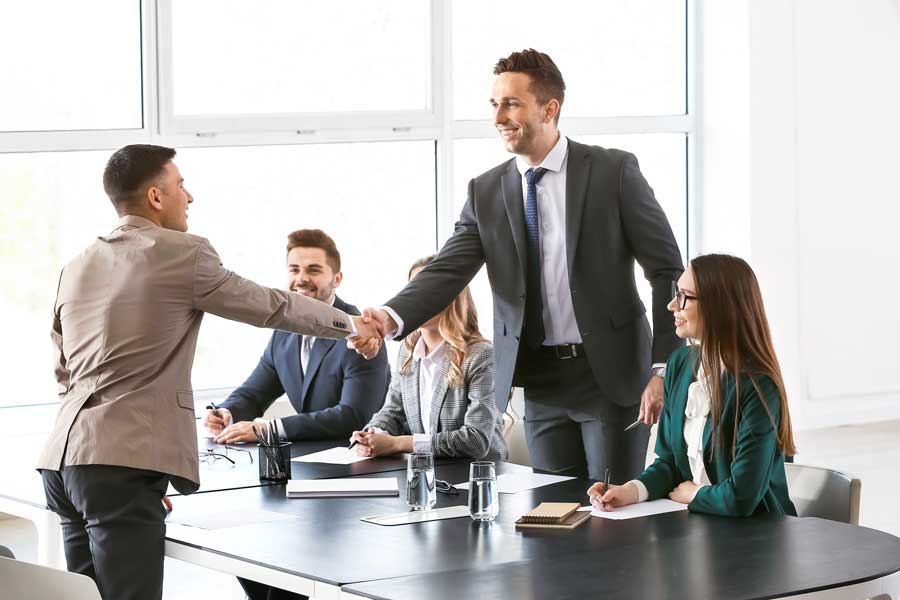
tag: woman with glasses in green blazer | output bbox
[588,254,797,517]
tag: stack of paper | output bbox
[286,478,398,498]
[578,498,688,520]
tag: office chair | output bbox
[502,389,532,467]
[785,463,861,525]
[0,555,101,600]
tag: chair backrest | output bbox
[501,391,532,467]
[785,463,861,525]
[0,556,101,600]
[0,545,14,559]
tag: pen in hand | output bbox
[603,468,610,497]
[623,418,643,432]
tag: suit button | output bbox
[520,293,526,300]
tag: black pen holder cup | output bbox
[257,442,291,482]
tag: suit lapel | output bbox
[404,359,424,434]
[429,356,451,435]
[500,160,527,285]
[565,139,591,281]
[300,337,337,409]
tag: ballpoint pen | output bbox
[603,468,610,497]
[623,418,643,432]
[206,402,222,417]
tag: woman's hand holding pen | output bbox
[587,482,640,512]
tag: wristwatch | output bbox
[651,366,666,379]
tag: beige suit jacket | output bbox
[37,215,355,492]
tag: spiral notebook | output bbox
[515,502,591,530]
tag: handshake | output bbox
[347,308,398,359]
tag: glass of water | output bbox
[406,453,436,510]
[468,461,499,521]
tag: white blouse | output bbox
[630,362,712,502]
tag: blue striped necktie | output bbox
[523,167,547,350]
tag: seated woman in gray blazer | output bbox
[351,255,507,460]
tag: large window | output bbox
[0,3,143,132]
[0,0,693,410]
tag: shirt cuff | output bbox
[368,426,388,435]
[412,433,432,455]
[274,418,288,441]
[628,479,649,503]
[652,363,666,369]
[380,306,405,339]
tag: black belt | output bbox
[537,343,584,360]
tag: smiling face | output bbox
[286,246,341,304]
[668,266,701,340]
[151,161,193,232]
[490,72,559,164]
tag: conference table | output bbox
[4,433,900,599]
[164,458,900,600]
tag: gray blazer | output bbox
[37,215,356,492]
[385,139,684,411]
[366,341,507,460]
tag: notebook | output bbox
[515,502,591,530]
[286,478,399,498]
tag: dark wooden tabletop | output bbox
[165,460,900,598]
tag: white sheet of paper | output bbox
[454,472,574,494]
[361,505,471,526]
[292,446,371,465]
[577,499,688,520]
[168,508,296,530]
[287,477,398,497]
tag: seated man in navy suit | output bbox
[203,228,390,445]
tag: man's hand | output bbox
[203,407,233,435]
[215,418,269,445]
[669,480,700,504]
[347,314,384,359]
[639,376,664,425]
[161,496,173,513]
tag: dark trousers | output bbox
[40,464,169,600]
[239,578,307,600]
[518,349,650,483]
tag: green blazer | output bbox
[636,346,796,517]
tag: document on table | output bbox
[287,478,398,498]
[292,446,370,465]
[577,499,688,520]
[168,508,297,530]
[361,505,471,526]
[454,472,574,494]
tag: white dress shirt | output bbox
[514,133,581,345]
[411,336,445,455]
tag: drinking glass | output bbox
[406,453,436,510]
[468,461,499,521]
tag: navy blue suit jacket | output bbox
[220,296,390,440]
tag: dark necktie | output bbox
[523,167,547,350]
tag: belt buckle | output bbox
[556,344,578,360]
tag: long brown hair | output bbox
[400,255,487,386]
[690,254,796,457]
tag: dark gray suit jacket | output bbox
[220,296,390,440]
[386,139,684,411]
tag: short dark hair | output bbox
[102,144,176,210]
[493,49,566,120]
[286,229,341,272]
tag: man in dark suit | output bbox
[204,229,390,445]
[357,49,684,483]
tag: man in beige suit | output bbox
[36,144,382,600]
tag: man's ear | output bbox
[333,271,343,288]
[145,185,163,213]
[544,99,561,124]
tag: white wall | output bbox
[700,0,900,430]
